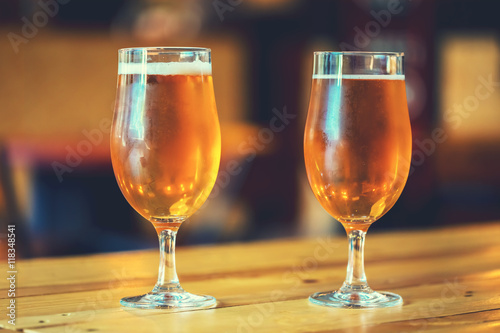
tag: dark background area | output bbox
[1,0,499,258]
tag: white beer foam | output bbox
[119,60,211,75]
[312,74,404,80]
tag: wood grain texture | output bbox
[1,222,499,332]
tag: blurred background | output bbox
[0,0,499,258]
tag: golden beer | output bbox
[304,76,411,231]
[111,72,221,228]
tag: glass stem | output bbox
[341,229,371,292]
[152,228,184,293]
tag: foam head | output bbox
[312,74,405,80]
[119,60,211,75]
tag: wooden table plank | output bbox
[0,222,499,332]
[6,242,500,319]
[353,308,500,332]
[16,279,500,333]
[6,271,500,332]
[2,222,499,292]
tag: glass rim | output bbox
[118,47,211,54]
[314,51,404,57]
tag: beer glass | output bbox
[304,52,411,308]
[111,47,221,309]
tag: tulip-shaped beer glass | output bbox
[111,47,221,309]
[304,52,412,308]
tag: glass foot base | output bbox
[121,292,216,310]
[309,290,402,309]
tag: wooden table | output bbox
[1,222,499,332]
